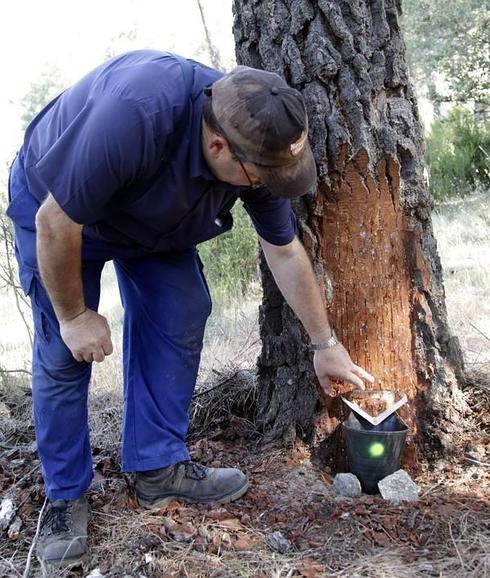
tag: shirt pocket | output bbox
[24,272,50,344]
[153,192,236,253]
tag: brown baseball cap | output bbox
[209,66,317,198]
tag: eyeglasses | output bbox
[235,155,262,189]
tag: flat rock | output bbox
[7,516,22,540]
[333,473,362,498]
[378,469,420,503]
[85,570,105,578]
[268,530,291,554]
[0,497,15,532]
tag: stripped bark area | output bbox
[233,0,467,455]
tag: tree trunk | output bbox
[232,0,467,460]
[196,0,224,71]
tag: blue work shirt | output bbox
[8,50,296,259]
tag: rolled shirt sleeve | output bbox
[31,94,156,224]
[240,187,297,246]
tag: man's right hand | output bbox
[60,308,114,363]
[36,194,113,364]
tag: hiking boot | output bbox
[37,496,90,567]
[136,461,249,508]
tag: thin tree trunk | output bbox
[232,0,467,460]
[196,0,224,71]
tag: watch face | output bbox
[311,332,338,350]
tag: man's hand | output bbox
[60,308,113,363]
[259,237,375,395]
[313,343,374,396]
[36,193,113,364]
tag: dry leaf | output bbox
[234,536,255,551]
[207,508,231,521]
[297,559,324,578]
[372,531,391,546]
[170,523,196,542]
[218,517,242,531]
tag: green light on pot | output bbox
[368,442,385,458]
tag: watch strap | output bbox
[311,330,339,351]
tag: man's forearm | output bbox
[260,236,332,343]
[36,194,85,322]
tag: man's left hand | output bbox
[313,344,374,396]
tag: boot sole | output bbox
[137,479,249,509]
[37,552,88,570]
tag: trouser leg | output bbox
[114,250,212,472]
[27,265,104,500]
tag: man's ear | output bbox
[207,134,229,159]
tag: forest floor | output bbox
[0,363,489,578]
[0,195,489,577]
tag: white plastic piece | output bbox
[341,394,408,426]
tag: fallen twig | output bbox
[464,455,490,467]
[0,555,21,577]
[193,372,238,399]
[448,521,465,572]
[469,322,490,342]
[22,497,47,578]
[9,464,41,493]
[0,369,32,376]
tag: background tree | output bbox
[401,0,490,201]
[232,0,467,460]
[19,66,65,130]
[401,0,489,112]
[197,0,224,70]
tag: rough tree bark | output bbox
[232,0,467,460]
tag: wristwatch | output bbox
[311,330,339,351]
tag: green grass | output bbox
[198,202,260,302]
[426,106,490,201]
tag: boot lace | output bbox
[182,461,208,480]
[42,501,73,535]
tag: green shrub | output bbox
[425,106,490,202]
[198,202,260,301]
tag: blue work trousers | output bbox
[8,154,212,501]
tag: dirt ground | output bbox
[0,367,489,578]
